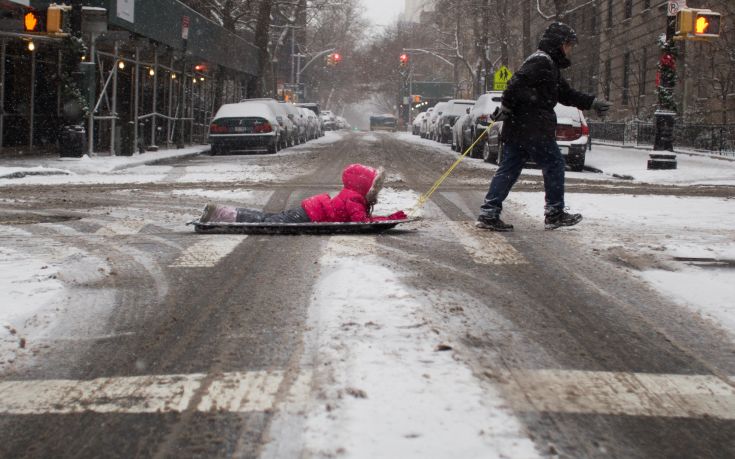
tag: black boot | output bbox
[545,209,582,230]
[475,215,514,232]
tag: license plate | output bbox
[558,146,569,155]
[233,126,247,133]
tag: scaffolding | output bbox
[0,0,259,156]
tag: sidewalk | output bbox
[0,145,210,180]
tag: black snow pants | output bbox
[235,207,311,223]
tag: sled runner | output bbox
[188,218,418,235]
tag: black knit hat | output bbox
[540,22,578,47]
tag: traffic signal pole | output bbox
[654,3,679,152]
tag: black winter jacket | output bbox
[501,45,594,145]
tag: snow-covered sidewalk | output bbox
[0,145,210,181]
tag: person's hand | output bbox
[491,105,512,122]
[388,210,408,220]
[592,98,612,117]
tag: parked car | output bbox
[279,102,307,144]
[451,112,472,152]
[299,107,318,140]
[296,103,324,137]
[209,101,282,154]
[419,108,435,138]
[482,103,590,171]
[336,116,350,130]
[469,91,503,158]
[437,99,475,144]
[320,110,337,130]
[427,102,449,141]
[412,112,427,135]
[370,114,397,132]
[240,98,296,148]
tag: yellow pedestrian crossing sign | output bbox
[493,66,513,91]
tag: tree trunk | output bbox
[247,0,273,98]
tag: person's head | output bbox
[538,22,577,66]
[341,164,385,206]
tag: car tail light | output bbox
[478,114,489,123]
[210,123,228,134]
[556,124,582,141]
[253,122,273,133]
[581,122,590,136]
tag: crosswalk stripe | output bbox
[501,369,735,420]
[93,219,149,236]
[169,236,246,268]
[446,221,527,265]
[0,370,299,415]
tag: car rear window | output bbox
[212,117,271,133]
[555,104,581,121]
[447,103,474,116]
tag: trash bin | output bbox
[59,125,86,158]
[119,121,135,156]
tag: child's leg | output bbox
[200,203,237,223]
[235,208,267,223]
[262,207,311,223]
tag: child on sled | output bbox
[198,163,407,224]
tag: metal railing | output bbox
[589,120,735,157]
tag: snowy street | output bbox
[0,131,733,458]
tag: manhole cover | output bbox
[0,214,81,225]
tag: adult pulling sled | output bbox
[188,218,418,235]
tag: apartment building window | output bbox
[623,52,630,106]
[624,0,633,19]
[644,0,651,9]
[607,0,613,28]
[605,59,611,100]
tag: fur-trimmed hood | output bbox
[341,164,384,204]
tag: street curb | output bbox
[109,148,210,171]
[591,141,735,162]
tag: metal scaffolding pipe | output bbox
[110,41,118,155]
[151,47,158,148]
[0,40,6,153]
[29,43,35,154]
[134,46,139,153]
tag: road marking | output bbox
[501,369,735,420]
[169,236,246,268]
[0,370,303,415]
[446,221,527,265]
[92,219,149,236]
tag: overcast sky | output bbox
[361,0,405,27]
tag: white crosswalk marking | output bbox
[93,219,149,236]
[0,369,733,419]
[501,369,735,420]
[446,221,527,265]
[0,370,299,415]
[169,236,246,268]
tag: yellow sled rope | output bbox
[410,120,497,216]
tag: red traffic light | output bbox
[399,53,409,65]
[332,53,342,63]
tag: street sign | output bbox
[668,0,686,17]
[182,15,190,40]
[493,66,513,91]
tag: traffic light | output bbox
[400,53,409,66]
[412,95,421,104]
[327,52,342,66]
[22,5,70,35]
[676,8,721,40]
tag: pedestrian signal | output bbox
[399,53,409,66]
[23,11,45,32]
[676,8,721,40]
[327,53,342,66]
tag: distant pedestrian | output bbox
[476,22,611,231]
[198,163,407,224]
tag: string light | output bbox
[118,61,126,70]
[148,68,155,76]
[27,41,35,52]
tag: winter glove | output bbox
[591,98,612,117]
[387,210,408,220]
[491,105,512,122]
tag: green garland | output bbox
[59,35,90,122]
[656,33,678,112]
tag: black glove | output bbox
[591,98,611,117]
[491,105,511,122]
